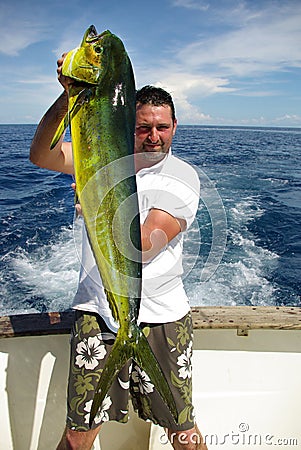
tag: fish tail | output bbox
[89,331,131,427]
[89,323,178,427]
[132,325,179,424]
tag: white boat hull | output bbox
[1,307,301,449]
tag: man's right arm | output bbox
[29,91,74,175]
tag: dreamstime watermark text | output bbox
[159,423,299,446]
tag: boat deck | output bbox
[1,307,301,449]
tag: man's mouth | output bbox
[144,142,161,150]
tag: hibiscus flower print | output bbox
[177,340,193,380]
[81,315,100,334]
[131,366,154,394]
[84,395,112,424]
[75,335,106,370]
[74,374,94,395]
[176,314,192,347]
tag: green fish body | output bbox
[54,26,178,426]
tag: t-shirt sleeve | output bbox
[151,160,200,229]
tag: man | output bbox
[30,54,208,450]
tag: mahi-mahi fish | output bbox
[51,25,178,426]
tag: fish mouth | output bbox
[85,25,112,43]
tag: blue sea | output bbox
[0,124,300,316]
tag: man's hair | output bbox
[136,85,176,122]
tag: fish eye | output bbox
[94,45,103,54]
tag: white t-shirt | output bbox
[72,151,200,332]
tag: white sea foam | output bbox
[8,224,81,312]
[186,197,279,307]
[188,255,278,307]
[0,196,281,314]
[71,194,279,307]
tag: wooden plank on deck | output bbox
[191,306,301,330]
[1,307,301,339]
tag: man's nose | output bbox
[148,128,159,142]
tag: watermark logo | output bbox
[159,423,299,447]
[72,154,227,294]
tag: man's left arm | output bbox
[141,160,200,263]
[141,208,186,263]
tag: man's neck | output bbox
[134,152,168,173]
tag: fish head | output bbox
[61,25,116,85]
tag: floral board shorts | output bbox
[66,310,195,432]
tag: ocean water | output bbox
[0,124,300,316]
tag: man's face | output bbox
[134,103,177,164]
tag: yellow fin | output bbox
[50,113,69,149]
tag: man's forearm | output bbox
[29,91,73,173]
[141,225,168,263]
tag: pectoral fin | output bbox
[50,113,69,149]
[50,88,93,150]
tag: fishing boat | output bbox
[1,306,301,450]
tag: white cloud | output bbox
[17,75,58,85]
[153,70,235,96]
[0,0,300,126]
[273,114,301,126]
[173,97,212,124]
[155,77,214,123]
[0,4,50,56]
[137,68,236,123]
[202,113,301,128]
[175,3,301,76]
[136,2,301,124]
[231,89,278,97]
[172,0,210,11]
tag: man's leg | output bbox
[58,312,130,449]
[133,314,208,449]
[167,424,208,450]
[56,425,101,450]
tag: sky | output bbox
[0,0,300,127]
